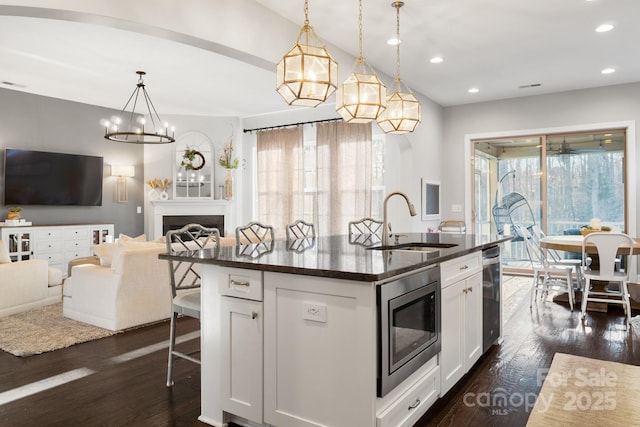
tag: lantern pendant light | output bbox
[336,0,387,123]
[276,0,338,107]
[377,1,421,134]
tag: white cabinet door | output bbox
[220,296,263,424]
[1,227,33,261]
[263,272,376,427]
[440,280,465,395]
[439,269,483,396]
[464,272,483,369]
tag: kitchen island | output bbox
[159,232,510,427]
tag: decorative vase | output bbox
[160,190,169,200]
[148,189,159,200]
[225,169,233,200]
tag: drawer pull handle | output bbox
[251,311,258,319]
[467,287,473,293]
[408,398,421,410]
[459,264,469,270]
[230,279,250,287]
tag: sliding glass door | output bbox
[473,130,626,268]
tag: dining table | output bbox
[540,234,640,311]
[540,234,640,255]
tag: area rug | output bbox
[0,303,115,357]
[527,353,640,426]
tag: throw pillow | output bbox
[93,242,118,267]
[0,240,11,263]
[118,233,147,242]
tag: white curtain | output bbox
[316,121,372,236]
[256,127,304,237]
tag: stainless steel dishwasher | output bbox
[482,245,501,352]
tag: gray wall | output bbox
[0,88,144,237]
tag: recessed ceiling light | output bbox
[468,87,479,94]
[595,24,614,33]
[601,68,616,74]
[430,57,444,64]
[387,37,401,46]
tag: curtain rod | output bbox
[243,117,343,133]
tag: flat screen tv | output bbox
[3,148,104,206]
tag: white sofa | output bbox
[0,240,63,317]
[63,240,171,331]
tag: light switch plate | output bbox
[451,204,462,213]
[302,303,327,322]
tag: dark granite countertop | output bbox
[159,233,511,282]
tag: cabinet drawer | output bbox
[35,252,63,264]
[64,249,91,264]
[376,366,440,427]
[63,239,89,250]
[62,228,89,240]
[440,251,482,288]
[219,268,263,301]
[35,228,63,240]
[35,239,63,252]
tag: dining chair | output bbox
[580,232,634,326]
[165,223,220,387]
[286,220,316,252]
[516,225,575,311]
[531,224,583,284]
[348,217,383,246]
[235,221,275,258]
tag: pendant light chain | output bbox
[395,2,401,85]
[358,0,364,64]
[303,0,310,44]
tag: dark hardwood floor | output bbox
[0,276,637,427]
[0,316,205,426]
[416,275,640,427]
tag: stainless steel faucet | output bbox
[382,191,417,246]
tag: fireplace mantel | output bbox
[149,200,232,240]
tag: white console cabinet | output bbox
[1,224,113,276]
[439,251,483,396]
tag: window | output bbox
[257,122,384,236]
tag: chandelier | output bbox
[377,1,421,134]
[103,71,175,144]
[276,0,338,107]
[335,0,387,123]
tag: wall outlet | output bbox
[136,206,142,214]
[302,303,327,323]
[451,204,462,213]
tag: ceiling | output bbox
[1,1,640,117]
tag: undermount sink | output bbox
[367,242,458,252]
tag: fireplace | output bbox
[162,215,225,237]
[149,200,231,240]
